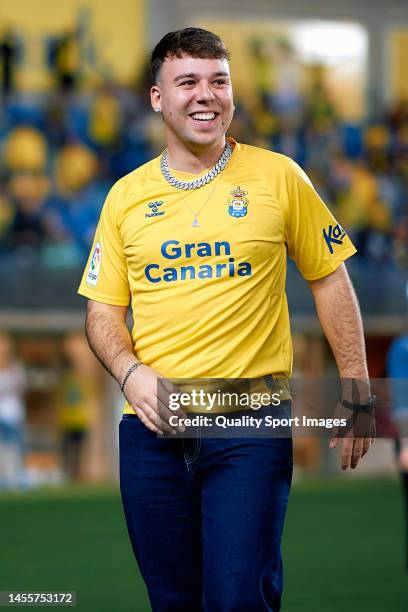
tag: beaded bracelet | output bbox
[120,362,142,392]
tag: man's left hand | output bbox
[329,435,374,470]
[329,401,375,470]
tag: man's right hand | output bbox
[122,363,186,434]
[84,301,186,435]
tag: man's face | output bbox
[151,55,234,152]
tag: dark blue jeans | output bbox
[119,407,293,612]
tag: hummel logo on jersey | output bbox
[145,201,165,218]
[323,223,346,254]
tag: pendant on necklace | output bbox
[192,218,200,227]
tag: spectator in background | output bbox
[2,126,57,255]
[387,332,408,454]
[0,27,21,103]
[391,121,408,266]
[0,331,26,490]
[48,142,102,259]
[304,64,340,174]
[88,83,121,152]
[48,28,81,93]
[6,172,52,252]
[336,161,391,261]
[3,126,47,174]
[387,304,408,569]
[55,332,97,481]
[88,82,130,178]
[387,99,408,134]
[364,124,391,174]
[393,217,408,268]
[0,193,14,253]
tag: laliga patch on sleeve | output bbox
[86,242,102,286]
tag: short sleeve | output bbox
[284,160,356,280]
[77,180,130,306]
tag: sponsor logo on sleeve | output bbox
[323,223,346,254]
[86,242,101,286]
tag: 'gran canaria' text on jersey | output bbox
[144,240,252,283]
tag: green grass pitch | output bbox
[1,477,407,611]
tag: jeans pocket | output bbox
[121,413,138,421]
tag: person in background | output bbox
[2,127,55,254]
[55,332,97,481]
[0,27,21,103]
[48,28,81,93]
[387,288,408,569]
[0,331,26,490]
[50,142,102,259]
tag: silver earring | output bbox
[155,107,161,113]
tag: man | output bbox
[78,28,374,612]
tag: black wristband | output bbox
[340,395,376,414]
[120,362,142,393]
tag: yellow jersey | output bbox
[78,139,356,413]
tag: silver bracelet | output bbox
[120,362,142,392]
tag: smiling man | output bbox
[78,28,374,612]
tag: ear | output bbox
[150,85,161,113]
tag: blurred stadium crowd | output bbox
[0,26,407,269]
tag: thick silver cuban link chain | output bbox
[160,141,233,190]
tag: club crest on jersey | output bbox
[228,187,248,218]
[86,242,101,286]
[145,201,165,218]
